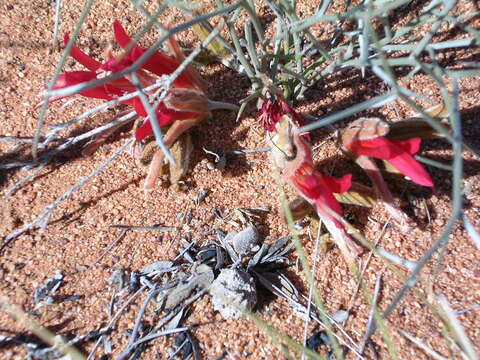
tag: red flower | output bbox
[292,162,352,227]
[257,100,283,131]
[281,131,362,256]
[345,136,434,187]
[53,33,136,103]
[133,87,209,141]
[257,99,308,132]
[284,132,352,228]
[53,20,208,137]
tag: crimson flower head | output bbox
[257,99,307,132]
[53,20,209,139]
[342,120,434,187]
[257,99,283,131]
[282,130,362,256]
[292,162,353,227]
[283,131,352,228]
[268,114,362,256]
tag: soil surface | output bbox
[1,0,479,359]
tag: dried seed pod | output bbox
[209,268,257,319]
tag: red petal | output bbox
[54,71,97,88]
[80,87,117,100]
[120,98,136,107]
[292,163,344,227]
[349,136,433,187]
[53,71,116,100]
[321,173,352,193]
[396,137,421,155]
[156,104,199,123]
[135,119,152,141]
[348,137,403,159]
[136,50,194,88]
[112,21,178,74]
[101,57,132,73]
[144,53,179,76]
[64,33,101,71]
[290,162,320,197]
[294,174,323,200]
[257,100,283,132]
[388,152,434,187]
[102,82,130,98]
[112,22,194,88]
[133,102,202,140]
[133,98,148,117]
[106,77,136,93]
[113,20,132,48]
[281,101,309,129]
[135,111,178,140]
[133,99,199,124]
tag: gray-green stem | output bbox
[207,100,239,112]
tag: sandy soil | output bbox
[1,0,479,359]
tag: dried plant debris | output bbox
[306,331,348,359]
[20,329,110,360]
[217,206,270,227]
[128,271,142,294]
[233,207,269,226]
[158,265,214,310]
[210,268,257,318]
[254,271,299,302]
[195,189,208,207]
[172,330,201,360]
[141,261,175,275]
[113,225,300,355]
[330,310,349,323]
[108,267,129,292]
[306,330,348,358]
[6,225,344,358]
[224,225,260,258]
[306,330,331,352]
[33,271,63,306]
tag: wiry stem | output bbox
[2,139,134,251]
[207,100,239,112]
[355,155,412,231]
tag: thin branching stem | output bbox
[33,0,95,160]
[2,139,134,251]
